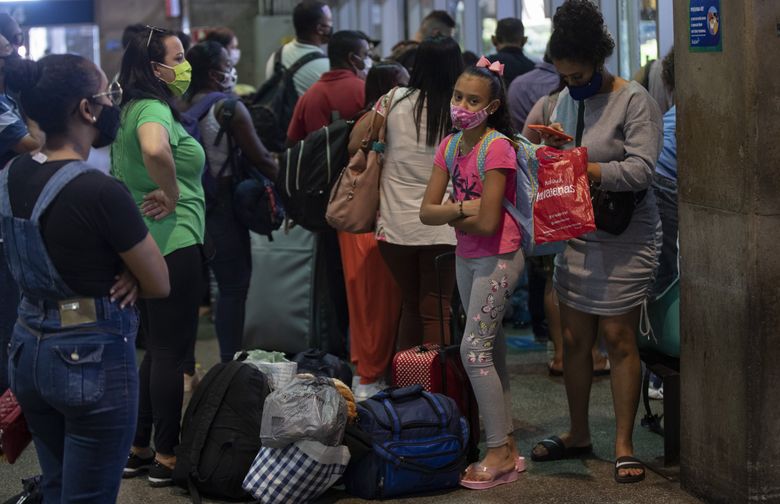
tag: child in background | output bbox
[420,58,525,490]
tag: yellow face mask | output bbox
[154,59,192,97]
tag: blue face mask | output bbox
[568,71,603,101]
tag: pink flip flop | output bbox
[459,462,520,490]
[515,455,527,473]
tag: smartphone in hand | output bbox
[527,124,574,143]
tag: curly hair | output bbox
[549,0,615,67]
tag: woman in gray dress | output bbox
[529,0,662,484]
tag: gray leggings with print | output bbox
[457,249,525,448]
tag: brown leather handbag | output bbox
[0,388,32,464]
[326,88,397,234]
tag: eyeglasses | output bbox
[91,81,123,106]
[145,25,165,48]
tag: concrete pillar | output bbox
[675,1,780,502]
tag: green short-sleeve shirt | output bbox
[111,99,205,256]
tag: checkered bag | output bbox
[242,440,350,504]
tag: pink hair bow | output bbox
[476,55,504,77]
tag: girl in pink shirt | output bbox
[421,61,526,490]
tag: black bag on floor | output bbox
[173,361,271,503]
[292,349,353,385]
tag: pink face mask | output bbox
[450,104,489,131]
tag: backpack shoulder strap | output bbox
[187,92,228,124]
[475,130,511,180]
[214,98,238,146]
[287,50,327,77]
[443,132,462,174]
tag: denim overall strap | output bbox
[0,160,12,219]
[3,160,98,299]
[31,161,96,222]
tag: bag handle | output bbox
[379,387,449,439]
[575,100,585,148]
[375,86,398,146]
[358,86,399,151]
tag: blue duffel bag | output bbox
[343,385,469,499]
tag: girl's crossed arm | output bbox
[420,166,509,236]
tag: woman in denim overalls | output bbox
[1,54,169,503]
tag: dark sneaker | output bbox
[123,451,155,478]
[148,461,174,487]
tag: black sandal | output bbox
[530,435,593,462]
[614,456,646,483]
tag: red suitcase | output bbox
[391,252,480,461]
[0,388,32,464]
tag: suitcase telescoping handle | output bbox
[434,251,457,392]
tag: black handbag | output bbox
[589,186,644,235]
[575,100,643,236]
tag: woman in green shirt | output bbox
[111,26,205,487]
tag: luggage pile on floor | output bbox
[170,344,475,503]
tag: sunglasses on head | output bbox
[145,25,165,48]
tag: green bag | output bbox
[638,281,680,358]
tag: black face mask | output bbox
[92,104,121,148]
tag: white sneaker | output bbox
[648,384,664,400]
[353,380,386,402]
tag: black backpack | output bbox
[292,348,353,385]
[277,114,353,232]
[217,99,285,240]
[173,361,270,503]
[248,48,327,152]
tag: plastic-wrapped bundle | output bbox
[260,375,347,448]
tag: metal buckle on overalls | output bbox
[57,298,97,327]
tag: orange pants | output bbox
[337,231,401,384]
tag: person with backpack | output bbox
[252,1,331,152]
[2,53,169,504]
[528,0,662,484]
[348,35,461,353]
[285,30,378,393]
[420,60,526,490]
[286,30,371,143]
[263,1,331,97]
[182,41,278,364]
[112,27,207,487]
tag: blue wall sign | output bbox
[689,0,722,52]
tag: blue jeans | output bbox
[0,241,20,391]
[8,297,139,503]
[206,181,251,362]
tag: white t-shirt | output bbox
[374,87,456,247]
[200,103,230,178]
[264,40,330,97]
